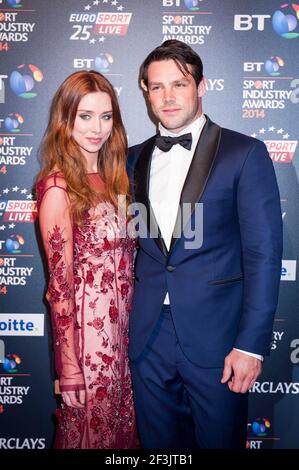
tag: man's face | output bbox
[146,59,205,134]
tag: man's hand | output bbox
[221,349,262,393]
[62,390,86,408]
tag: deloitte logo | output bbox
[0,314,44,336]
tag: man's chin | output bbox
[160,120,184,133]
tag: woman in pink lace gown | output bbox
[36,71,138,448]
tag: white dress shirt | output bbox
[149,114,206,253]
[149,114,263,362]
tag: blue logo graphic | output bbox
[184,0,200,11]
[94,53,114,73]
[265,56,284,76]
[272,3,299,38]
[5,234,25,254]
[252,418,271,437]
[2,354,21,373]
[9,64,44,99]
[6,0,23,8]
[4,113,24,133]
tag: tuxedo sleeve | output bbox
[234,140,282,356]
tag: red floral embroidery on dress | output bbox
[47,225,75,345]
[45,222,85,396]
[37,174,138,449]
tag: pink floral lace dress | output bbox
[37,173,138,449]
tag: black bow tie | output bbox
[155,132,192,152]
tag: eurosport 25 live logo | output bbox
[234,3,299,38]
[0,187,36,295]
[0,186,37,226]
[250,126,298,164]
[68,0,132,46]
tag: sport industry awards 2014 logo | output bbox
[0,115,33,175]
[0,351,32,413]
[242,55,299,119]
[162,0,212,45]
[0,1,36,52]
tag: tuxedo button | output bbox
[166,265,176,272]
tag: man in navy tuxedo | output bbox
[127,40,282,449]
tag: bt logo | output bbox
[2,354,21,373]
[162,0,203,9]
[265,56,284,76]
[235,4,299,37]
[244,56,285,76]
[234,14,271,31]
[10,64,43,99]
[251,418,271,437]
[95,53,114,73]
[74,53,114,73]
[6,0,23,7]
[272,3,299,38]
[5,234,25,254]
[248,418,271,437]
[4,113,24,133]
[184,0,200,10]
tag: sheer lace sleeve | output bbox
[38,176,85,392]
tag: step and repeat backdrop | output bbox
[0,0,298,450]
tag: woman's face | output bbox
[72,91,113,163]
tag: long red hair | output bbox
[37,70,129,223]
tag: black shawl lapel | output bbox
[169,116,222,252]
[134,136,168,257]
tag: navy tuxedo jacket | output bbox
[127,116,283,367]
